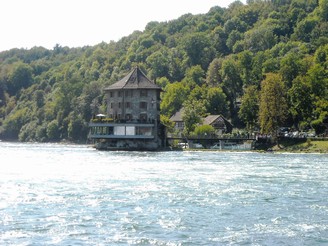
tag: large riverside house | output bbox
[89,67,164,150]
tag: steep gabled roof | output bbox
[203,115,232,127]
[104,67,162,91]
[170,107,184,122]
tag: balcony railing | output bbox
[90,118,156,124]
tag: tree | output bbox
[182,33,215,69]
[292,16,319,43]
[47,120,60,140]
[259,73,288,137]
[319,0,328,21]
[8,62,33,95]
[288,76,314,128]
[221,58,243,119]
[182,65,205,88]
[160,82,189,117]
[205,87,229,116]
[238,50,254,86]
[193,125,215,137]
[160,115,175,134]
[68,112,87,141]
[182,100,205,136]
[226,30,243,51]
[244,26,277,52]
[238,85,259,130]
[34,90,45,108]
[279,51,305,88]
[146,49,170,79]
[211,26,229,55]
[2,107,29,139]
[206,58,223,86]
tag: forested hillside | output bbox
[0,0,327,142]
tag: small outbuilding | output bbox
[202,115,233,134]
[169,107,185,132]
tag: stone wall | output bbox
[106,89,160,122]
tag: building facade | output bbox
[89,67,164,150]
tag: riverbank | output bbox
[183,139,328,153]
[267,139,328,153]
[2,138,328,153]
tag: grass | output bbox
[273,139,328,153]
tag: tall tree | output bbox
[288,76,314,128]
[206,58,223,86]
[239,85,259,130]
[259,73,288,137]
[221,57,243,120]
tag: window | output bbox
[125,102,131,108]
[118,91,123,97]
[140,102,147,109]
[110,91,114,97]
[126,126,135,135]
[110,103,114,109]
[139,113,147,122]
[125,114,132,120]
[108,126,114,135]
[177,122,184,128]
[140,90,148,97]
[114,126,125,135]
[118,102,121,108]
[125,90,133,97]
[137,126,152,136]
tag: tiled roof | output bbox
[104,67,162,91]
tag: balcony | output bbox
[89,124,155,139]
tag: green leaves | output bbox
[8,62,33,95]
[239,85,259,131]
[259,73,288,136]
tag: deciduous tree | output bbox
[239,85,259,130]
[259,73,287,137]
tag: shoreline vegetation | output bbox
[174,138,328,153]
[271,139,328,153]
[1,139,327,153]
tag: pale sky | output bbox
[1,0,246,52]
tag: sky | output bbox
[1,0,246,52]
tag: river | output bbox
[0,142,327,245]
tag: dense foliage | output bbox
[0,0,327,142]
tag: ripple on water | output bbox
[0,142,327,245]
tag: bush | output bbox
[193,125,215,137]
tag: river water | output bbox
[0,142,327,245]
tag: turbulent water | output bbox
[0,142,327,245]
